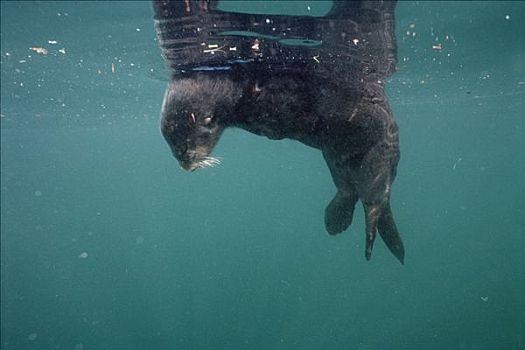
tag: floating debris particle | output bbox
[307,5,311,11]
[480,296,488,302]
[34,190,42,197]
[312,55,320,63]
[505,15,510,20]
[30,47,48,55]
[136,28,141,32]
[229,46,237,51]
[452,157,462,170]
[111,63,115,73]
[28,333,38,341]
[203,44,225,54]
[280,280,291,287]
[409,23,415,28]
[48,40,57,45]
[5,52,11,57]
[432,43,442,50]
[78,252,89,259]
[251,39,260,51]
[352,38,359,45]
[58,48,66,54]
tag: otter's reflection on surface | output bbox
[153,0,404,263]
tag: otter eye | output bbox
[203,117,213,125]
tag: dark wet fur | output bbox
[160,69,405,264]
[153,0,403,262]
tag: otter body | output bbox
[154,0,405,263]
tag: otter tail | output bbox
[377,203,405,264]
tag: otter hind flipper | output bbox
[377,203,405,264]
[364,203,380,261]
[324,190,359,235]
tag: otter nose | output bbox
[179,161,197,172]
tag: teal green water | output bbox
[1,1,524,349]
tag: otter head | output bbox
[160,76,239,171]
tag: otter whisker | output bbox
[204,156,221,165]
[196,156,222,169]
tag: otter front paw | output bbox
[324,192,357,235]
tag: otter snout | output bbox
[181,164,197,172]
[172,148,220,172]
[171,150,198,172]
[179,159,198,172]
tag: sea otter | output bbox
[153,0,405,263]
